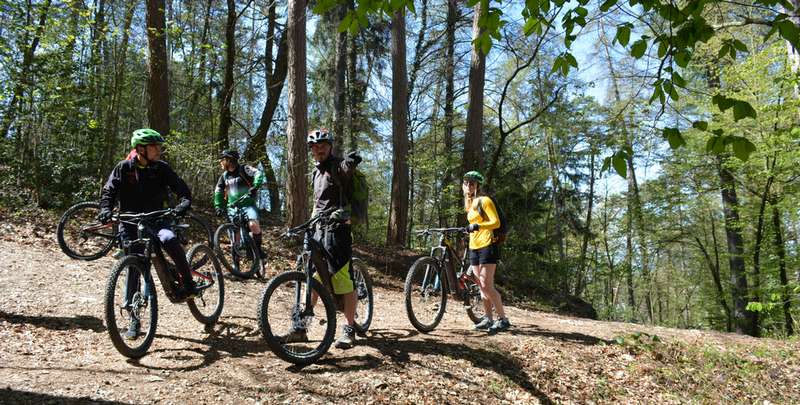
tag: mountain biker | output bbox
[462,170,511,334]
[213,149,267,261]
[98,128,199,339]
[281,128,362,349]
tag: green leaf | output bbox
[712,94,734,112]
[615,24,631,47]
[648,82,664,104]
[663,127,686,148]
[601,156,612,173]
[663,80,679,101]
[706,135,727,154]
[692,120,708,131]
[717,43,731,59]
[612,153,628,178]
[732,100,757,121]
[523,17,541,36]
[631,38,648,58]
[657,40,668,58]
[732,39,748,52]
[732,137,756,161]
[599,0,617,12]
[746,302,764,312]
[674,49,691,67]
[671,71,686,87]
[575,6,588,17]
[564,52,578,68]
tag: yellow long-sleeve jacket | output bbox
[466,196,500,250]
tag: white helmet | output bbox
[307,129,333,145]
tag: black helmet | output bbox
[220,149,239,160]
[307,129,333,145]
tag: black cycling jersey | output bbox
[100,159,191,214]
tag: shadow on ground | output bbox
[0,388,130,404]
[0,311,105,332]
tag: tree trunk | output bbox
[750,172,773,336]
[0,0,52,140]
[217,0,237,154]
[462,0,486,173]
[146,0,171,136]
[333,3,348,157]
[346,0,359,151]
[575,142,597,296]
[771,203,794,335]
[717,155,757,336]
[102,1,135,171]
[387,9,410,246]
[246,27,288,215]
[285,0,309,226]
[439,0,458,227]
[188,0,214,136]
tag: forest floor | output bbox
[1,208,799,404]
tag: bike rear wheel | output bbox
[404,256,447,333]
[186,244,225,325]
[213,223,258,278]
[177,212,213,247]
[351,258,374,335]
[104,256,158,358]
[57,201,117,260]
[463,277,485,324]
[257,271,337,366]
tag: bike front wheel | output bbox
[463,277,485,324]
[213,223,258,278]
[57,201,117,260]
[404,256,447,333]
[351,258,374,335]
[186,244,225,325]
[257,271,337,366]
[104,256,158,358]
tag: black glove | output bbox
[215,208,225,218]
[174,199,191,216]
[346,151,362,165]
[96,210,113,225]
[249,187,258,197]
[466,223,480,232]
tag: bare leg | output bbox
[478,264,505,319]
[473,264,494,319]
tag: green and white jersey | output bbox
[214,165,265,209]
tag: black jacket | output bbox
[100,159,191,214]
[311,154,357,215]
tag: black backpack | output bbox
[476,195,508,244]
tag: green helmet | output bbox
[463,170,485,184]
[130,128,165,148]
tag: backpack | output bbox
[316,159,369,226]
[476,195,508,244]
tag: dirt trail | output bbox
[0,227,798,404]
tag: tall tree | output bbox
[439,0,458,226]
[285,0,309,226]
[0,0,53,140]
[217,0,238,153]
[333,3,348,157]
[387,8,410,245]
[462,0,487,173]
[146,0,171,136]
[246,27,288,215]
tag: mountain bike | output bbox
[404,227,485,333]
[104,209,224,359]
[257,208,374,365]
[57,201,212,261]
[213,193,265,279]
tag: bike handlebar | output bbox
[282,207,339,238]
[414,227,467,237]
[117,209,175,225]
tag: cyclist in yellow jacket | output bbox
[462,171,510,334]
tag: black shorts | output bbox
[468,244,499,266]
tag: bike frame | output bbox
[419,228,472,299]
[224,195,262,268]
[119,212,212,303]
